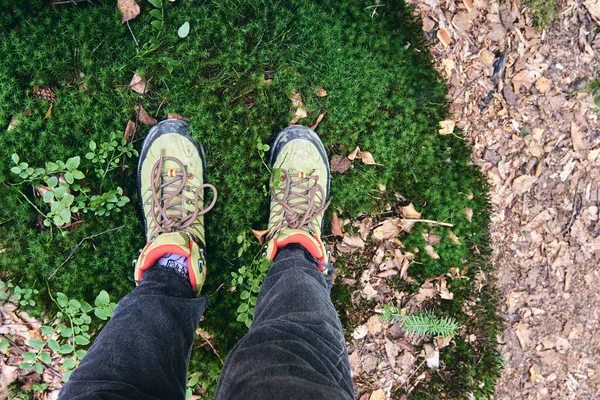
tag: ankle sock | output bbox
[154,253,190,281]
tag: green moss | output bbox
[527,0,557,28]
[0,0,500,397]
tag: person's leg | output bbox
[59,268,207,399]
[215,245,353,400]
[216,125,354,399]
[60,120,218,399]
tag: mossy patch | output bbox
[0,0,500,397]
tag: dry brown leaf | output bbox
[448,230,461,245]
[436,335,452,349]
[137,106,157,126]
[347,146,360,160]
[512,175,537,195]
[353,325,368,340]
[438,277,453,299]
[311,112,326,130]
[512,69,543,92]
[129,73,147,94]
[425,245,440,260]
[359,217,373,240]
[361,283,377,300]
[118,0,140,23]
[289,107,307,124]
[331,213,343,237]
[44,103,53,120]
[372,219,401,241]
[167,113,187,121]
[437,28,452,47]
[439,119,455,135]
[366,315,382,334]
[400,219,416,233]
[330,156,351,174]
[535,77,551,93]
[514,322,531,350]
[1,360,19,393]
[289,91,303,108]
[463,207,473,222]
[424,344,440,369]
[315,87,328,97]
[570,121,587,152]
[427,233,441,246]
[124,120,136,143]
[360,151,378,165]
[399,203,421,219]
[370,389,386,400]
[250,228,270,245]
[463,0,474,12]
[413,282,436,305]
[337,235,365,253]
[384,339,398,369]
[479,50,495,67]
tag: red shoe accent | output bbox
[137,243,194,285]
[268,233,326,266]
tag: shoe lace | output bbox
[269,168,330,235]
[146,150,217,241]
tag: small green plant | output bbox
[527,0,557,28]
[186,372,200,399]
[85,133,138,180]
[231,232,272,328]
[380,305,460,338]
[11,149,131,228]
[0,280,38,307]
[19,289,116,383]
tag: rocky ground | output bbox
[409,0,600,398]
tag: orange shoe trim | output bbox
[268,233,326,268]
[137,243,196,288]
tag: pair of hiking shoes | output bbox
[133,120,332,293]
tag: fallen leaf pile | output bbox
[405,0,600,398]
[333,199,468,398]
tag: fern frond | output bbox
[380,305,460,338]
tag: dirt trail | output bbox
[408,0,600,397]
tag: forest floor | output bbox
[405,0,600,398]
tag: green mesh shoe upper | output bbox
[265,126,331,265]
[137,120,217,245]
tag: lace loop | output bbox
[269,168,330,236]
[146,150,217,240]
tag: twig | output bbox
[197,330,224,365]
[401,218,454,227]
[48,226,124,280]
[52,0,93,5]
[126,20,140,53]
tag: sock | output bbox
[155,253,190,281]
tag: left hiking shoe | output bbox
[133,119,217,293]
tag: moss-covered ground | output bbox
[0,0,501,397]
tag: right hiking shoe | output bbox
[264,125,332,274]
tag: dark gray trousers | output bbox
[58,246,354,399]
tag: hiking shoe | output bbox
[134,119,217,292]
[264,125,332,274]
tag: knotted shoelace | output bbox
[146,150,217,240]
[268,168,330,236]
